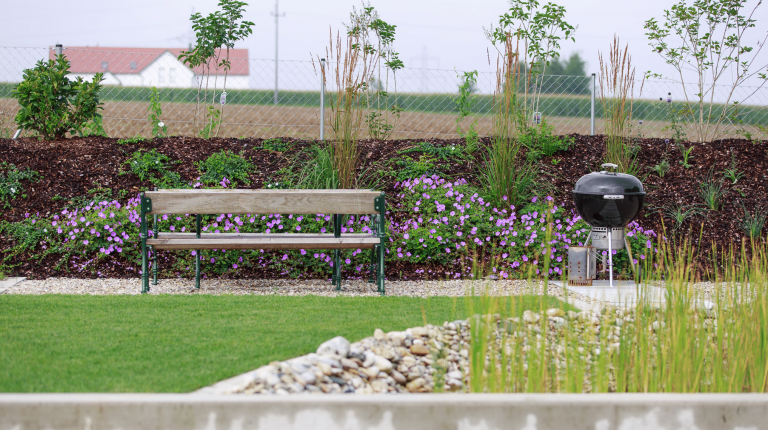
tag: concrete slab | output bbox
[552,280,667,308]
[2,393,768,430]
[0,277,25,294]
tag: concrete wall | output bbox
[1,393,766,430]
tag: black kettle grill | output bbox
[569,163,646,286]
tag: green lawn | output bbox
[0,294,567,393]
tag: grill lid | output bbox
[573,164,645,196]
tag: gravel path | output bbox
[3,277,597,303]
[6,276,744,310]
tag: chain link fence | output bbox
[1,46,767,140]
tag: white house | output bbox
[52,47,250,89]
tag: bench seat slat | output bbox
[145,190,381,215]
[146,237,380,250]
[156,233,373,239]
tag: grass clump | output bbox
[468,227,768,393]
[699,168,726,210]
[481,36,537,208]
[196,150,254,188]
[599,36,641,176]
[284,145,338,190]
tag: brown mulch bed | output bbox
[1,135,767,280]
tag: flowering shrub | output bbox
[389,175,656,279]
[1,175,657,280]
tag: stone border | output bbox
[1,393,766,429]
[0,277,25,294]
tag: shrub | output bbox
[0,175,658,280]
[196,150,253,187]
[0,162,40,208]
[398,141,464,161]
[259,138,291,152]
[117,136,150,145]
[518,119,574,161]
[391,175,655,277]
[123,149,186,189]
[12,55,104,140]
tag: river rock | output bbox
[362,351,376,367]
[406,377,426,392]
[317,336,351,358]
[374,328,386,340]
[391,370,407,385]
[340,358,359,369]
[410,344,430,356]
[374,355,393,373]
[523,310,540,324]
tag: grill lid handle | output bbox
[600,163,618,174]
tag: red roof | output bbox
[50,47,249,75]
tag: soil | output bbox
[1,134,767,280]
[2,98,712,140]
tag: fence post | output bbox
[590,73,596,136]
[320,58,325,141]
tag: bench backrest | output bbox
[143,189,383,215]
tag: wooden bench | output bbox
[138,189,388,294]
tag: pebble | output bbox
[4,279,597,305]
[410,344,430,356]
[373,355,393,373]
[317,336,350,358]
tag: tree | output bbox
[644,0,768,142]
[178,0,254,137]
[485,0,577,128]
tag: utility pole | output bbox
[271,0,285,105]
[409,45,439,93]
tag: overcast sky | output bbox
[2,0,768,91]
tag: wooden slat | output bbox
[146,189,381,215]
[157,233,373,239]
[146,237,380,250]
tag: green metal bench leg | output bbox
[141,242,148,294]
[152,214,158,286]
[195,214,201,289]
[140,193,150,294]
[332,214,342,289]
[152,246,158,286]
[378,244,385,295]
[368,246,376,283]
[334,249,341,290]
